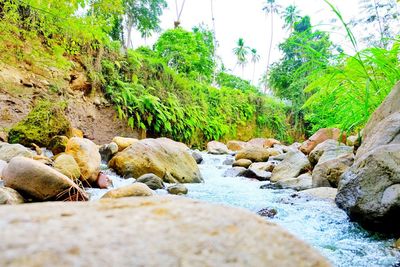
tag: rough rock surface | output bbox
[0,196,330,267]
[48,135,69,155]
[2,157,87,201]
[227,140,247,151]
[112,136,139,152]
[308,139,349,166]
[109,138,202,183]
[242,169,272,181]
[271,151,311,182]
[53,153,81,181]
[99,142,119,162]
[223,167,248,177]
[298,187,337,201]
[312,153,354,188]
[0,159,7,179]
[235,147,276,162]
[167,184,188,195]
[300,128,345,155]
[207,141,229,155]
[249,161,278,173]
[102,183,153,198]
[0,143,33,162]
[0,186,25,204]
[66,137,101,184]
[136,173,165,190]
[275,173,313,191]
[191,150,203,164]
[336,145,400,234]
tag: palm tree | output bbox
[282,5,301,32]
[233,38,249,77]
[250,48,260,84]
[174,0,186,28]
[263,0,281,93]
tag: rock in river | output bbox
[102,183,153,199]
[270,151,311,182]
[207,141,229,155]
[136,173,165,190]
[0,196,330,267]
[109,138,202,183]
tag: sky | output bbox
[131,0,361,86]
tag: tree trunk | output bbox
[264,6,274,94]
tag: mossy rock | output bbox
[8,101,71,147]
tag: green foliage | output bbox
[154,27,215,83]
[216,72,258,93]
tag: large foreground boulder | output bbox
[2,157,87,201]
[271,151,311,182]
[66,137,101,184]
[109,138,202,183]
[0,196,330,266]
[300,128,345,155]
[336,145,400,234]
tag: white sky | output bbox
[131,0,361,85]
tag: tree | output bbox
[262,0,281,93]
[174,0,186,28]
[233,38,249,77]
[124,0,167,49]
[282,5,301,32]
[250,48,260,84]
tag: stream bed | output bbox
[89,152,400,267]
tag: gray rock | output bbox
[222,157,235,165]
[0,186,25,204]
[0,143,33,162]
[167,184,188,195]
[298,187,337,201]
[312,153,354,188]
[271,151,311,182]
[336,144,400,234]
[235,147,277,162]
[136,173,165,190]
[249,161,278,173]
[99,142,119,162]
[243,169,272,181]
[275,173,313,191]
[308,139,348,166]
[0,196,330,266]
[191,150,203,164]
[207,141,229,155]
[223,167,247,177]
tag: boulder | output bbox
[227,140,247,151]
[66,137,101,184]
[242,169,272,181]
[102,183,153,199]
[48,135,69,155]
[109,138,202,184]
[263,138,281,148]
[312,153,354,188]
[99,142,119,162]
[275,173,313,191]
[308,139,350,166]
[112,136,139,152]
[136,173,165,190]
[270,151,311,182]
[300,128,346,155]
[233,159,252,168]
[2,157,87,201]
[8,101,71,147]
[0,196,330,267]
[249,161,278,173]
[0,159,7,179]
[167,184,188,195]
[235,147,276,162]
[336,144,400,234]
[207,141,229,155]
[298,187,337,201]
[0,186,25,204]
[191,150,203,164]
[53,153,81,181]
[223,167,248,177]
[247,138,280,149]
[0,143,33,162]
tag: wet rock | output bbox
[233,159,252,168]
[257,207,277,218]
[53,153,81,181]
[102,183,153,199]
[223,167,248,177]
[270,151,311,182]
[300,128,346,155]
[8,101,71,147]
[0,143,33,162]
[167,184,188,195]
[243,169,272,181]
[2,157,87,201]
[49,135,69,155]
[66,137,101,184]
[99,142,119,162]
[336,144,400,234]
[136,173,165,190]
[112,136,139,152]
[0,187,25,204]
[191,150,203,164]
[249,161,278,173]
[97,172,112,189]
[235,147,275,162]
[298,187,337,201]
[312,153,354,188]
[222,157,235,165]
[207,141,229,155]
[227,140,247,151]
[109,138,202,184]
[275,173,312,191]
[0,196,331,266]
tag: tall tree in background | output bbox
[174,0,186,28]
[282,5,301,32]
[233,38,249,77]
[262,0,281,93]
[124,0,167,49]
[250,48,260,84]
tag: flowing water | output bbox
[88,152,400,267]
